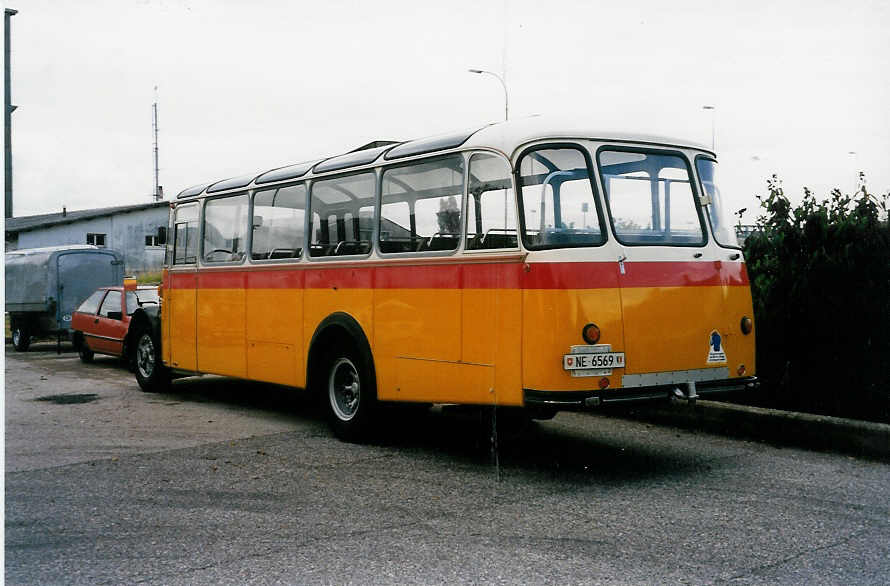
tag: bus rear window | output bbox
[598,150,705,246]
[518,147,604,249]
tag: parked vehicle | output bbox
[134,117,758,440]
[70,282,159,363]
[5,245,124,351]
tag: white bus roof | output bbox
[464,116,714,156]
[177,116,713,199]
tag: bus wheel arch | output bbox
[129,308,169,392]
[307,313,378,441]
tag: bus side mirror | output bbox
[157,226,168,245]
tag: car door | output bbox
[71,289,108,352]
[93,290,127,355]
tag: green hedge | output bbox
[741,176,890,423]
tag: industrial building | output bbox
[4,201,169,274]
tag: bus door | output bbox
[167,203,199,371]
[597,148,732,381]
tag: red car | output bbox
[71,283,159,363]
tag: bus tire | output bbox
[11,322,31,352]
[324,344,377,442]
[133,327,170,393]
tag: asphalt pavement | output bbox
[6,344,890,585]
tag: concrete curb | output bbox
[614,399,890,461]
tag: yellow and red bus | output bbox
[130,117,756,439]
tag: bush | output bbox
[741,176,890,423]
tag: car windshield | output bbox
[696,157,739,248]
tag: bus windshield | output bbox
[696,158,739,248]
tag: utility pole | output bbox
[702,105,716,152]
[5,8,18,219]
[152,86,161,201]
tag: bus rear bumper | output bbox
[524,377,759,409]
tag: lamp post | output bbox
[702,105,716,151]
[848,151,859,193]
[468,68,508,121]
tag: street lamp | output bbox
[848,151,860,193]
[702,105,716,151]
[468,68,508,121]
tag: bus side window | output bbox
[309,172,375,257]
[379,154,465,254]
[172,204,199,265]
[203,193,249,263]
[466,153,518,250]
[251,184,306,260]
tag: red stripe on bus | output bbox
[523,262,620,289]
[169,273,197,288]
[619,261,749,288]
[165,261,748,290]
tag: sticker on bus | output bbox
[707,330,727,364]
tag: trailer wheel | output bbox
[11,323,31,352]
[133,327,169,393]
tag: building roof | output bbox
[5,201,169,234]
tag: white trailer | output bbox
[5,245,124,351]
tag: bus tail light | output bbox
[599,377,610,389]
[740,316,753,335]
[582,323,601,344]
[737,365,747,377]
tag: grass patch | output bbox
[135,271,162,285]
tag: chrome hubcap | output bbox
[329,357,360,421]
[137,334,155,379]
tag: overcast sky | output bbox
[4,0,889,222]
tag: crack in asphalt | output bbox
[721,528,872,582]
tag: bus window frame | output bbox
[171,202,200,266]
[694,154,742,251]
[375,152,468,259]
[306,170,377,262]
[463,150,520,254]
[594,145,709,249]
[249,181,309,264]
[199,191,250,267]
[514,142,609,252]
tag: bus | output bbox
[129,117,757,440]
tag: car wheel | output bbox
[11,323,31,352]
[325,347,377,441]
[78,344,94,363]
[133,328,169,393]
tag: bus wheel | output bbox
[11,323,31,352]
[326,349,377,441]
[134,329,169,393]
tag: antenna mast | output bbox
[152,86,161,201]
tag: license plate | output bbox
[563,346,625,377]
